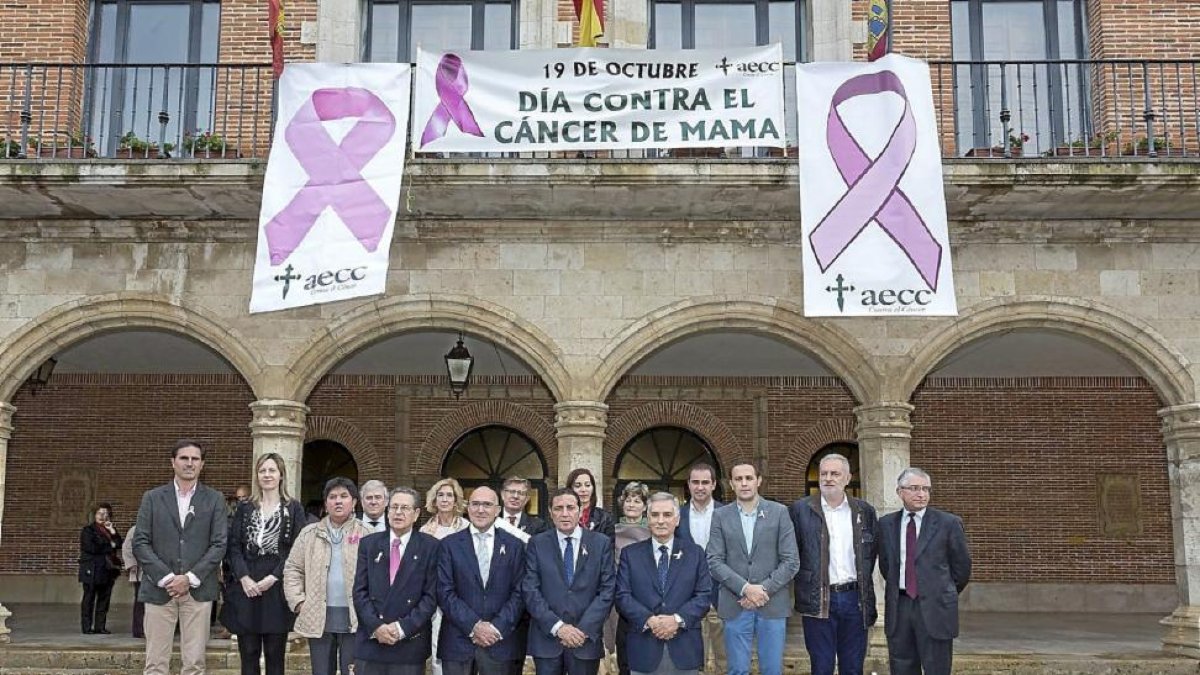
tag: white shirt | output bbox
[471,524,497,556]
[362,514,386,533]
[822,497,856,585]
[898,508,926,592]
[687,500,715,550]
[159,480,201,589]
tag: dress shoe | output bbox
[82,628,95,634]
[96,628,111,634]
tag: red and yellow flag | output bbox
[268,0,286,78]
[866,0,889,62]
[573,0,605,47]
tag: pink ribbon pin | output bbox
[420,53,484,147]
[809,70,943,291]
[264,87,396,265]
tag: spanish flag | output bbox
[573,0,605,47]
[268,0,285,78]
[866,0,889,62]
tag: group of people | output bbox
[91,438,971,675]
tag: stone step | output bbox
[0,645,1195,675]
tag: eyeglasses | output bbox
[899,485,932,494]
[391,505,416,513]
[468,501,498,509]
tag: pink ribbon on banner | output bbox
[808,70,943,291]
[264,87,396,265]
[420,53,484,147]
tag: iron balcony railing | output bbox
[3,59,1199,161]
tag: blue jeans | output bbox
[801,589,867,675]
[722,611,786,675]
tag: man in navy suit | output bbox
[437,486,528,675]
[353,487,441,675]
[675,463,723,672]
[617,492,712,675]
[877,468,971,675]
[522,487,615,675]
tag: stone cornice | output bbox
[3,159,1200,227]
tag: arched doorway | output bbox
[804,442,861,498]
[613,426,722,506]
[442,425,549,516]
[302,439,359,519]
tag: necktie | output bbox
[904,513,918,599]
[369,520,379,529]
[657,545,669,593]
[390,538,402,584]
[563,536,575,586]
[509,516,517,526]
[476,532,492,586]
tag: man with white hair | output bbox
[788,453,878,675]
[877,468,971,675]
[360,481,389,533]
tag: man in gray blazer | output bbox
[133,440,228,675]
[706,463,800,675]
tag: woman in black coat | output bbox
[79,502,123,634]
[566,467,615,538]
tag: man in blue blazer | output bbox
[675,463,722,551]
[353,487,441,675]
[617,492,712,675]
[522,487,615,675]
[437,486,528,675]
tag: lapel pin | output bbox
[375,551,383,563]
[673,550,683,560]
[580,545,588,557]
[758,510,765,520]
[500,544,507,556]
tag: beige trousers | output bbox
[144,594,212,675]
[702,609,724,674]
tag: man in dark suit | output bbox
[437,486,528,675]
[353,487,441,675]
[133,439,228,675]
[675,463,723,673]
[501,477,547,537]
[616,492,712,675]
[877,468,971,675]
[522,487,615,675]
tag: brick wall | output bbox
[911,376,1172,585]
[0,372,1172,587]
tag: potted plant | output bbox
[1045,131,1114,158]
[965,129,1027,158]
[1125,135,1185,157]
[1,138,22,159]
[29,131,96,158]
[182,130,237,158]
[115,131,174,159]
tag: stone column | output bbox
[0,402,15,641]
[854,401,913,652]
[554,401,608,503]
[809,0,855,61]
[249,400,309,500]
[606,0,649,48]
[1159,402,1200,658]
[315,0,362,63]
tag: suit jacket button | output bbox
[407,599,413,604]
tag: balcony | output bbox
[3,59,1200,161]
[2,59,1199,226]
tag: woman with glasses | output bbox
[420,478,469,675]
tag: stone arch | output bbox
[286,295,571,403]
[419,400,559,480]
[592,297,880,404]
[0,293,267,402]
[895,297,1194,405]
[779,416,857,482]
[305,415,384,481]
[603,401,748,477]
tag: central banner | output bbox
[412,46,786,152]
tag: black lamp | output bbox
[27,357,57,395]
[444,334,474,399]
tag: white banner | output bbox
[797,55,956,317]
[413,46,785,152]
[250,63,411,313]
